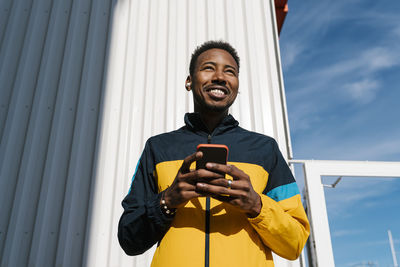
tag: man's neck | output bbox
[196,110,228,133]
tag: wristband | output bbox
[160,191,176,216]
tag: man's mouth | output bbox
[205,86,229,99]
[209,88,226,96]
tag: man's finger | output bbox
[196,181,248,198]
[177,182,198,192]
[205,163,244,180]
[204,178,238,189]
[180,168,224,183]
[196,182,229,195]
[180,151,202,173]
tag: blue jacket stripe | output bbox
[266,182,300,202]
[128,158,141,193]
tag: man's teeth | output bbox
[210,89,225,95]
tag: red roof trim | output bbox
[275,0,288,35]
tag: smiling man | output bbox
[118,41,310,267]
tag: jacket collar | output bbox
[184,112,239,136]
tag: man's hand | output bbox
[195,163,262,218]
[163,152,224,209]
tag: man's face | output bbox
[189,48,239,114]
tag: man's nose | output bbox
[212,70,226,84]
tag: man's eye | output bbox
[226,69,236,75]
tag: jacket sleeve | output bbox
[118,140,174,256]
[248,141,310,260]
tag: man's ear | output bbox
[185,76,192,91]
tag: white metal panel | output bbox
[296,160,400,267]
[302,162,336,267]
[293,159,400,177]
[87,0,297,266]
[0,0,297,266]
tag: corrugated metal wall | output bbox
[0,0,297,266]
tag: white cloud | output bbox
[281,1,348,44]
[361,47,400,72]
[332,229,364,238]
[342,138,400,160]
[344,260,379,267]
[393,25,400,38]
[360,238,400,247]
[307,136,400,161]
[284,45,398,114]
[282,2,400,103]
[306,46,398,89]
[344,78,380,104]
[281,42,303,71]
[323,177,400,217]
[287,102,322,132]
[285,42,400,134]
[292,130,400,167]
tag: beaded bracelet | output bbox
[160,191,176,216]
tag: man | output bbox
[118,41,310,267]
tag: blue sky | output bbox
[279,1,400,266]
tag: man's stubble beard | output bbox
[193,92,235,114]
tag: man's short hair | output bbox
[189,40,240,76]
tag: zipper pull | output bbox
[207,134,211,144]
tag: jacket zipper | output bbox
[205,134,211,267]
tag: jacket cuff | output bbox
[146,192,175,230]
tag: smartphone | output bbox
[196,144,229,170]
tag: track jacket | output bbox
[118,113,310,267]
